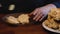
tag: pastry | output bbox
[18,14,30,24]
[6,16,19,24]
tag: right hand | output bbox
[29,4,57,21]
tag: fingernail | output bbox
[36,19,38,21]
[33,17,36,20]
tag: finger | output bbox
[33,11,41,20]
[33,13,39,20]
[29,8,39,16]
[36,13,43,21]
[33,8,39,15]
[29,12,34,16]
[39,15,46,21]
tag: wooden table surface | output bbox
[0,14,58,34]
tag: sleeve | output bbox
[52,1,60,8]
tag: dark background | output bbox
[0,0,57,13]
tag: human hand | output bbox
[29,4,56,21]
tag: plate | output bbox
[42,22,60,33]
[2,13,36,25]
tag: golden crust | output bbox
[48,8,60,20]
[17,14,30,24]
[6,16,19,24]
[44,8,60,30]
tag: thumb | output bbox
[28,11,34,16]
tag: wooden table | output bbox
[0,14,58,34]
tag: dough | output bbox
[18,14,30,24]
[43,8,60,30]
[6,16,19,24]
[48,8,60,20]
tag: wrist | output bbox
[40,4,57,15]
[46,4,57,9]
[43,4,57,13]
